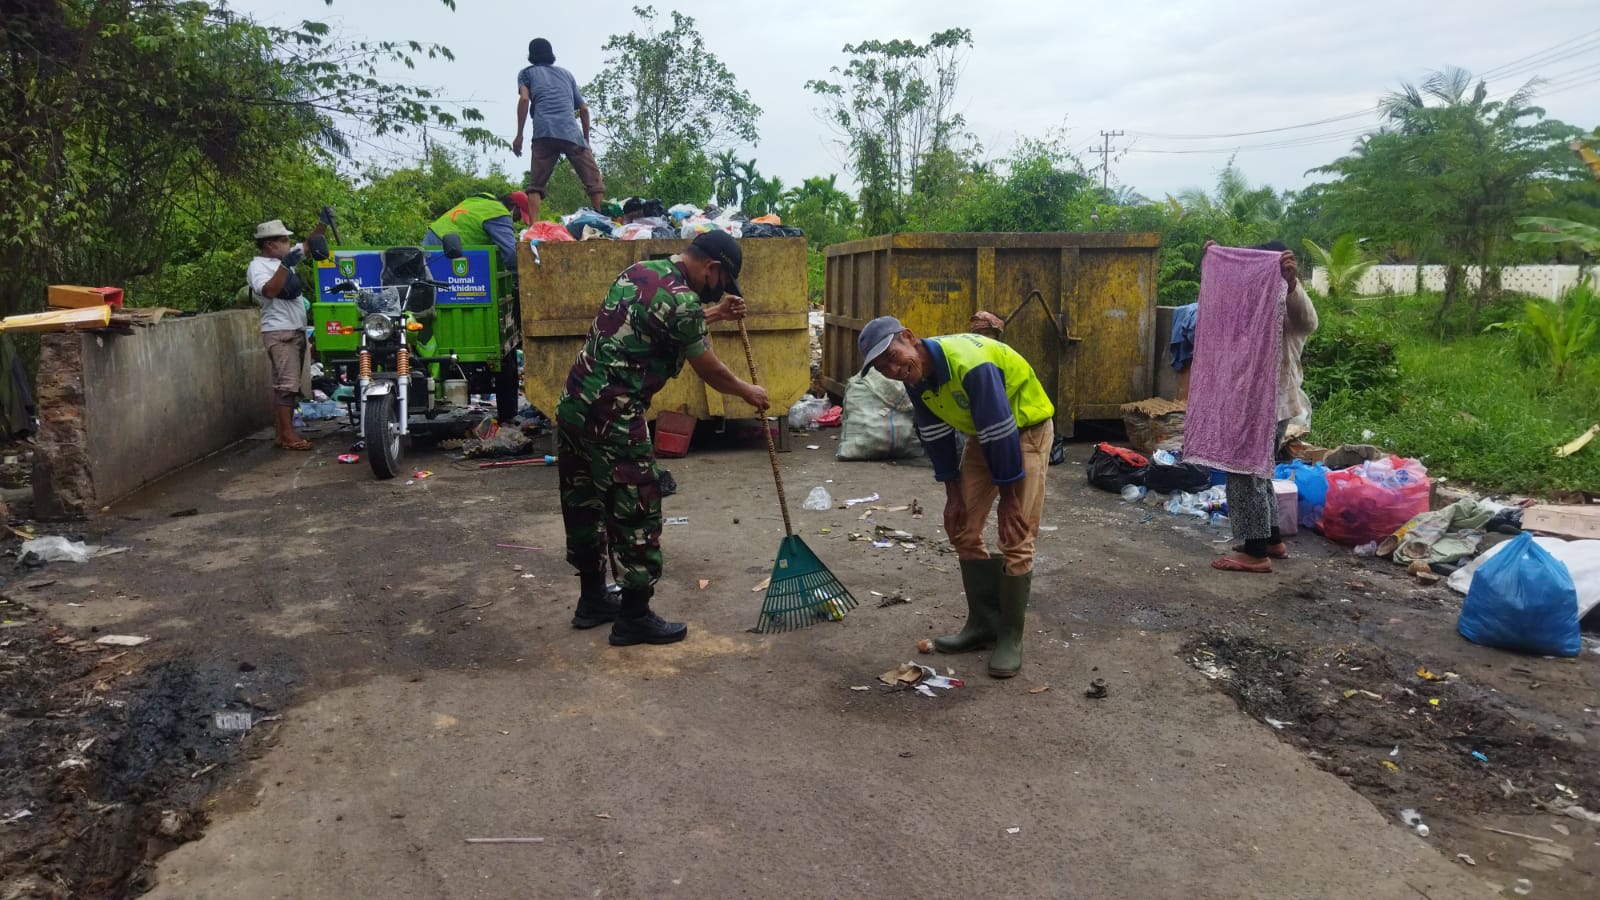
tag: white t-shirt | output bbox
[248,256,307,333]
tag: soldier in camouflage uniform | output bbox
[559,230,769,646]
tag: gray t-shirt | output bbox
[517,64,586,145]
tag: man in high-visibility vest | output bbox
[858,316,1055,678]
[423,191,530,270]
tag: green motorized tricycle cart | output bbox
[310,241,522,479]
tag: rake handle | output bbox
[737,319,793,537]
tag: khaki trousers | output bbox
[949,420,1053,575]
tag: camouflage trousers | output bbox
[557,423,663,591]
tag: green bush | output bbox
[1306,295,1600,493]
[1302,312,1401,406]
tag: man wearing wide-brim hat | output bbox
[248,217,325,450]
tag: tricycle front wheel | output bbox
[365,396,403,479]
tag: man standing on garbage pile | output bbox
[423,192,529,270]
[248,217,326,451]
[558,230,769,646]
[858,317,1055,678]
[1206,240,1319,574]
[511,37,605,221]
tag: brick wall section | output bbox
[33,333,93,518]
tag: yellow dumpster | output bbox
[822,232,1161,435]
[519,237,811,423]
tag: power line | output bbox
[1120,29,1600,145]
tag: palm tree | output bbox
[1303,235,1377,306]
[712,150,743,209]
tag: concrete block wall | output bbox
[1311,264,1589,300]
[34,310,273,518]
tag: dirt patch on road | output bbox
[0,600,288,898]
[1182,614,1600,895]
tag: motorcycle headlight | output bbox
[363,314,395,341]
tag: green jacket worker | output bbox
[858,316,1054,678]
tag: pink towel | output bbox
[1181,246,1287,479]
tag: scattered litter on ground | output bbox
[20,536,129,564]
[849,685,870,692]
[412,470,433,479]
[1029,685,1050,695]
[496,543,542,551]
[1084,678,1108,700]
[337,454,359,464]
[916,639,933,654]
[878,662,963,694]
[842,493,880,507]
[1381,760,1401,773]
[802,486,832,510]
[464,837,545,844]
[805,444,821,450]
[1456,853,1475,866]
[1005,827,1021,835]
[1471,750,1489,763]
[664,517,689,526]
[1,809,33,826]
[871,539,893,549]
[697,579,710,590]
[1264,717,1292,730]
[1512,878,1534,895]
[751,577,770,592]
[878,594,910,608]
[212,711,253,732]
[1397,808,1429,837]
[93,634,150,647]
[594,813,612,820]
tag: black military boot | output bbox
[609,586,688,646]
[571,571,620,629]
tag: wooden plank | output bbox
[1523,505,1600,541]
[0,306,112,333]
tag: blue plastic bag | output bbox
[1273,459,1330,529]
[1457,533,1580,657]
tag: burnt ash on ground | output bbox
[1,598,285,899]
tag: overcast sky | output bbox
[232,0,1600,201]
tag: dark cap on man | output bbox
[857,315,907,376]
[688,230,743,299]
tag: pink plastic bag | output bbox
[522,221,574,243]
[1319,456,1430,546]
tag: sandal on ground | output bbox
[1232,542,1289,559]
[1212,554,1272,573]
[275,438,313,451]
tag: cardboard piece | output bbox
[0,306,112,333]
[1523,504,1600,541]
[49,285,123,309]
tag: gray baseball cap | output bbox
[857,315,907,376]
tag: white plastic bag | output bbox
[802,486,833,510]
[21,536,128,563]
[788,395,829,430]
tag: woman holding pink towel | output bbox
[1188,240,1319,573]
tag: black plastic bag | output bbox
[1049,435,1069,466]
[1146,462,1212,495]
[1086,443,1149,492]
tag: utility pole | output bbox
[1097,130,1124,192]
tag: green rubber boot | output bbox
[934,555,1003,653]
[988,569,1032,678]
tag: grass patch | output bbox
[1305,294,1600,495]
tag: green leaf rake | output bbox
[735,320,857,632]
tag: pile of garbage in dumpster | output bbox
[521,201,804,245]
